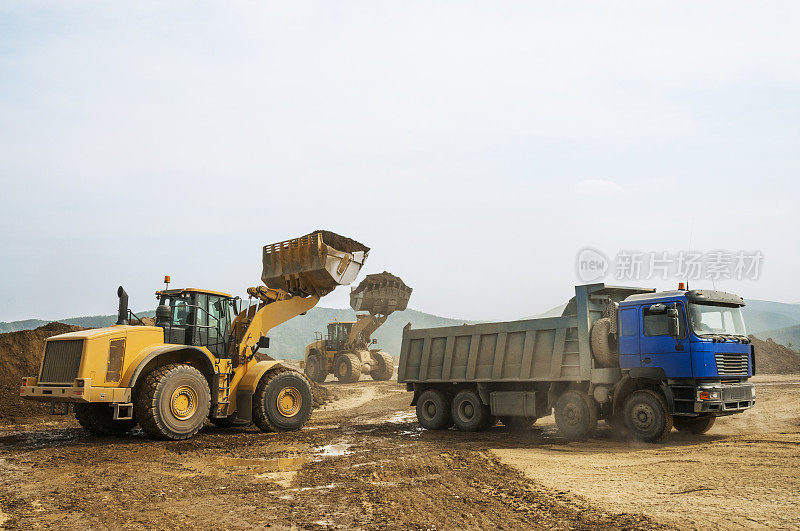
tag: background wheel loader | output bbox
[304,272,412,383]
[20,231,369,440]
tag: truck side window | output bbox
[620,309,637,336]
[643,304,686,337]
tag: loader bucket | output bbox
[261,231,370,297]
[350,271,413,315]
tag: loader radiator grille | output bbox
[39,340,84,385]
[714,352,749,376]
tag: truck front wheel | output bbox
[253,368,313,432]
[134,363,211,440]
[623,389,673,443]
[673,415,715,435]
[416,389,453,430]
[554,390,598,439]
[74,403,137,435]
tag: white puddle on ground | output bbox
[387,410,416,423]
[314,443,352,458]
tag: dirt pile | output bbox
[749,335,800,374]
[0,322,84,419]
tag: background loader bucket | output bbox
[262,231,370,297]
[350,271,412,315]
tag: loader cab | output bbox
[156,288,236,358]
[326,321,354,350]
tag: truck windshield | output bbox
[688,303,747,337]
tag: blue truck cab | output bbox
[617,287,756,419]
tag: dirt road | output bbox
[0,375,797,529]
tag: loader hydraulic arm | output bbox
[344,314,387,349]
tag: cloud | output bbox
[574,179,624,197]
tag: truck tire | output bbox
[623,389,673,443]
[370,351,394,381]
[590,318,618,368]
[305,352,327,383]
[253,367,313,432]
[499,416,537,431]
[416,389,453,430]
[134,363,211,440]
[554,390,598,439]
[673,416,716,435]
[74,403,137,435]
[334,353,362,383]
[451,389,491,432]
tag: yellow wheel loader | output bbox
[19,231,369,440]
[304,272,411,383]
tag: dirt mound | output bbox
[749,335,800,374]
[0,322,84,419]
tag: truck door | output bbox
[640,302,692,377]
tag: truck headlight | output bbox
[698,390,721,401]
[751,387,756,398]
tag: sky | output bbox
[0,1,798,323]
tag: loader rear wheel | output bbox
[134,363,211,440]
[554,390,598,440]
[451,389,492,432]
[623,389,673,443]
[370,351,394,381]
[416,389,453,430]
[253,367,313,432]
[305,352,327,383]
[334,353,361,383]
[673,415,715,435]
[499,416,538,431]
[74,403,137,435]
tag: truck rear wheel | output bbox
[416,389,453,430]
[673,415,715,435]
[451,389,491,432]
[74,403,137,435]
[499,416,537,431]
[305,352,327,383]
[370,351,394,381]
[334,353,361,383]
[253,368,313,432]
[134,363,211,440]
[554,390,598,439]
[623,389,673,443]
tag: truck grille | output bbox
[39,340,84,385]
[715,352,749,376]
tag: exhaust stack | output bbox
[117,286,129,325]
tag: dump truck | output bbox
[20,231,369,440]
[304,272,412,383]
[399,283,755,442]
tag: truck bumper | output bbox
[692,382,755,415]
[20,379,131,404]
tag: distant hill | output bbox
[754,324,800,350]
[0,308,468,360]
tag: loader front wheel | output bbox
[305,352,327,383]
[334,353,362,383]
[74,403,137,435]
[253,368,313,432]
[370,351,394,381]
[134,363,211,440]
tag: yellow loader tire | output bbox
[305,352,327,383]
[334,353,362,383]
[74,403,137,436]
[253,367,313,432]
[134,363,211,441]
[370,351,394,381]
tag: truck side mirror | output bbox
[667,308,680,337]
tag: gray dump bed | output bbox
[398,284,653,384]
